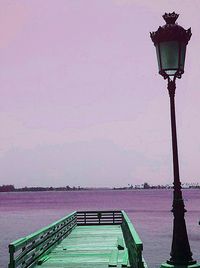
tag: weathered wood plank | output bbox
[121,248,129,267]
[34,225,125,268]
[108,249,118,267]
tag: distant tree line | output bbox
[0,185,83,192]
[113,182,200,190]
[0,185,15,192]
[0,183,200,192]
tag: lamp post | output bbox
[150,13,200,268]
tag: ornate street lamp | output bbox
[150,13,200,268]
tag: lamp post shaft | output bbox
[167,80,194,265]
[168,80,181,192]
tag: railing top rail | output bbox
[9,211,77,251]
[77,210,122,213]
[121,210,143,248]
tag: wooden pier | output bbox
[8,211,147,268]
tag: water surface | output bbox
[0,189,200,268]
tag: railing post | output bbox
[75,212,77,225]
[98,212,101,224]
[9,245,15,268]
[84,212,86,225]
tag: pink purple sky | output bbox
[0,0,200,187]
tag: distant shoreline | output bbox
[0,184,200,193]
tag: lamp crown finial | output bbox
[163,12,179,24]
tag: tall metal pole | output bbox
[167,79,195,266]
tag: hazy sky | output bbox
[0,0,200,187]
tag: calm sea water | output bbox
[0,189,200,268]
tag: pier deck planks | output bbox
[35,225,126,268]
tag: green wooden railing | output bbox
[8,210,147,268]
[8,212,77,268]
[121,211,147,268]
[77,210,123,225]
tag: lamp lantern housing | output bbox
[150,12,191,79]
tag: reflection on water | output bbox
[0,189,199,268]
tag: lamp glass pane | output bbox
[160,41,179,73]
[156,44,161,71]
[180,42,186,71]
